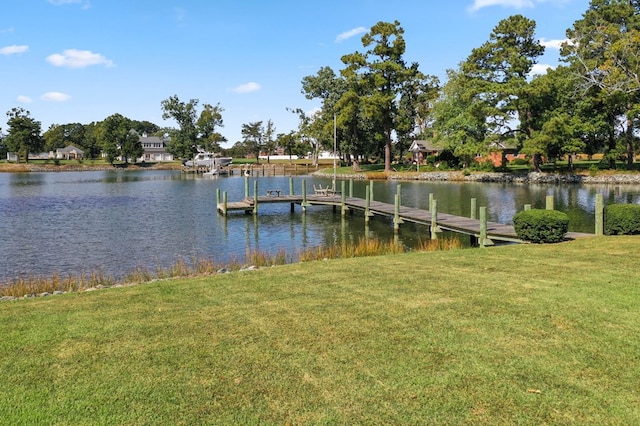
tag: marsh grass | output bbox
[1,236,639,424]
[1,237,460,298]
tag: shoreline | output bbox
[317,170,640,185]
[3,163,640,185]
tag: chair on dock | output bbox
[313,185,329,196]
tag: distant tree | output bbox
[561,0,640,169]
[43,124,67,152]
[43,122,86,152]
[82,122,102,159]
[161,95,225,160]
[4,107,44,162]
[98,113,132,164]
[121,130,143,163]
[262,119,276,163]
[240,121,265,164]
[161,95,199,160]
[340,20,437,171]
[130,120,159,136]
[461,14,545,169]
[276,131,303,162]
[197,103,227,152]
[432,69,491,166]
[0,127,6,159]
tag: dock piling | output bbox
[595,194,604,236]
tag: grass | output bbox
[1,236,639,424]
[1,238,461,298]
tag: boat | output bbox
[184,151,233,169]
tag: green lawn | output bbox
[1,236,639,425]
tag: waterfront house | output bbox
[56,145,85,160]
[409,140,442,163]
[138,133,173,162]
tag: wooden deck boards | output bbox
[218,193,592,243]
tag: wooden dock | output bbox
[216,179,594,246]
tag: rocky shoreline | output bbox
[4,163,640,184]
[323,170,640,185]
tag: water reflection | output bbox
[2,170,640,282]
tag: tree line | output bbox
[2,0,638,170]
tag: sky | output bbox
[1,0,591,147]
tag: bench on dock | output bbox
[314,185,340,196]
[266,189,282,197]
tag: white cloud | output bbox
[47,0,90,9]
[469,0,533,12]
[539,38,569,50]
[232,82,261,94]
[0,45,29,55]
[336,26,368,43]
[0,27,15,34]
[41,92,71,102]
[17,95,32,104]
[468,0,571,12]
[46,49,113,68]
[530,63,554,76]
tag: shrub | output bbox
[604,204,640,235]
[513,209,569,243]
[510,158,530,166]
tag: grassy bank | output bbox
[1,237,639,424]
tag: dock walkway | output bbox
[216,184,593,245]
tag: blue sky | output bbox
[1,0,589,147]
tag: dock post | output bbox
[222,191,228,216]
[469,198,478,246]
[290,176,295,212]
[595,193,604,236]
[216,188,221,207]
[349,180,353,198]
[546,195,554,210]
[253,180,258,214]
[301,179,308,213]
[369,180,374,202]
[430,199,441,240]
[524,204,532,211]
[341,181,348,216]
[394,185,404,233]
[479,206,495,247]
[429,193,434,212]
[244,177,249,198]
[365,185,371,225]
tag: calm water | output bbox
[1,170,639,282]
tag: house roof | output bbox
[57,145,84,154]
[410,140,441,152]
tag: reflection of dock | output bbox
[217,178,595,246]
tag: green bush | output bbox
[604,204,640,235]
[510,158,530,166]
[513,209,569,243]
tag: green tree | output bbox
[341,21,436,171]
[300,67,348,165]
[562,0,640,169]
[161,95,225,160]
[461,15,545,169]
[241,121,265,164]
[432,69,490,166]
[276,131,302,162]
[197,103,226,152]
[121,130,143,163]
[98,113,131,164]
[43,122,86,152]
[4,108,44,163]
[161,95,199,160]
[262,119,276,163]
